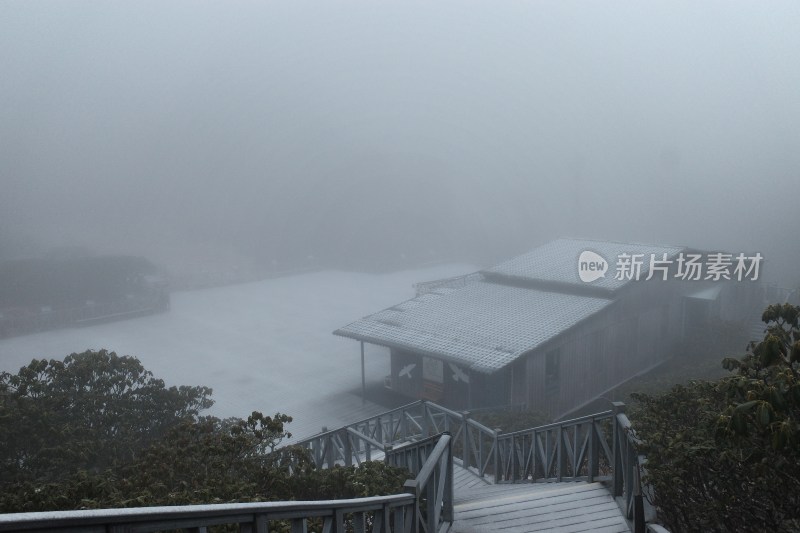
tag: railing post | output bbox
[633,467,645,533]
[342,428,352,467]
[478,426,484,476]
[325,431,335,469]
[462,411,471,471]
[376,417,384,445]
[612,402,626,498]
[314,428,325,467]
[426,467,436,533]
[444,434,454,523]
[556,426,565,482]
[403,479,421,533]
[493,427,501,482]
[421,401,429,438]
[588,418,599,483]
[378,501,391,533]
[532,429,540,480]
[392,500,406,533]
[335,509,346,533]
[510,434,517,482]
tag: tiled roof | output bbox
[485,238,685,293]
[334,280,612,373]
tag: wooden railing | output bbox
[296,400,497,479]
[0,432,454,533]
[493,402,648,531]
[0,495,417,532]
[495,410,615,483]
[611,403,648,533]
[386,433,454,533]
[296,399,652,531]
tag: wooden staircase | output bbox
[292,400,653,532]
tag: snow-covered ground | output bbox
[0,264,474,440]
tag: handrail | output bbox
[301,400,604,485]
[501,409,614,437]
[294,400,500,481]
[0,433,456,533]
[387,433,454,533]
[0,494,416,532]
[611,403,648,533]
[495,410,615,484]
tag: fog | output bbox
[0,265,474,437]
[1,1,798,284]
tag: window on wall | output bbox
[545,348,561,391]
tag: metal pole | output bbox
[361,341,366,404]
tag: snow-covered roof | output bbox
[334,280,612,373]
[484,238,685,293]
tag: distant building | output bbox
[334,239,762,418]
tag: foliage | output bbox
[0,349,410,514]
[288,460,412,501]
[717,303,800,449]
[630,304,800,532]
[0,349,213,488]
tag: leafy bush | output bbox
[0,349,409,513]
[0,349,213,488]
[631,304,800,532]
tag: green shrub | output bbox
[631,304,800,532]
[0,350,410,514]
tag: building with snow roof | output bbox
[335,238,761,418]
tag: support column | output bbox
[361,341,366,404]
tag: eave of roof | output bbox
[334,280,613,373]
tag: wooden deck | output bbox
[451,468,630,533]
[453,461,491,493]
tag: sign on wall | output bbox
[422,356,444,383]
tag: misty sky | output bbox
[1,1,798,282]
